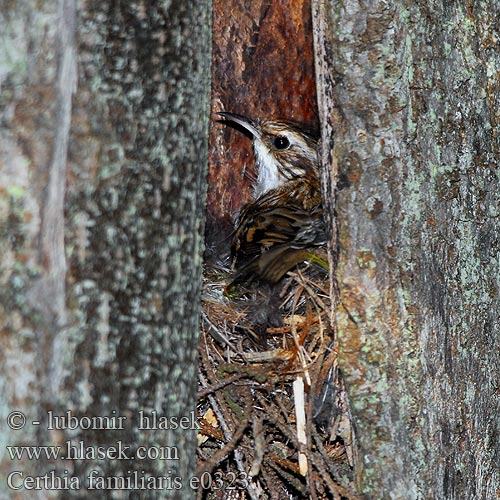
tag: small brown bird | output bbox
[218,112,326,285]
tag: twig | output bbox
[197,403,252,476]
[249,416,265,477]
[198,373,246,398]
[293,376,308,476]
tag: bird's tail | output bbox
[227,246,328,292]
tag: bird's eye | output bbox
[273,136,290,150]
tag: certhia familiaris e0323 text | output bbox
[218,112,326,286]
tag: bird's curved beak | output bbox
[217,112,261,139]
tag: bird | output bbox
[218,112,327,286]
[217,112,319,198]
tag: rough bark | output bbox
[207,0,318,257]
[313,0,500,498]
[0,1,211,499]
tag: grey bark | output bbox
[0,1,211,499]
[313,0,500,499]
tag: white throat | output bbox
[252,141,284,198]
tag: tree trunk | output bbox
[0,1,211,499]
[207,0,318,257]
[313,0,500,498]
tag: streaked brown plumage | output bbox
[232,177,325,284]
[218,112,326,286]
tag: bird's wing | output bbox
[232,203,313,260]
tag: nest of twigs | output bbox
[197,260,361,500]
